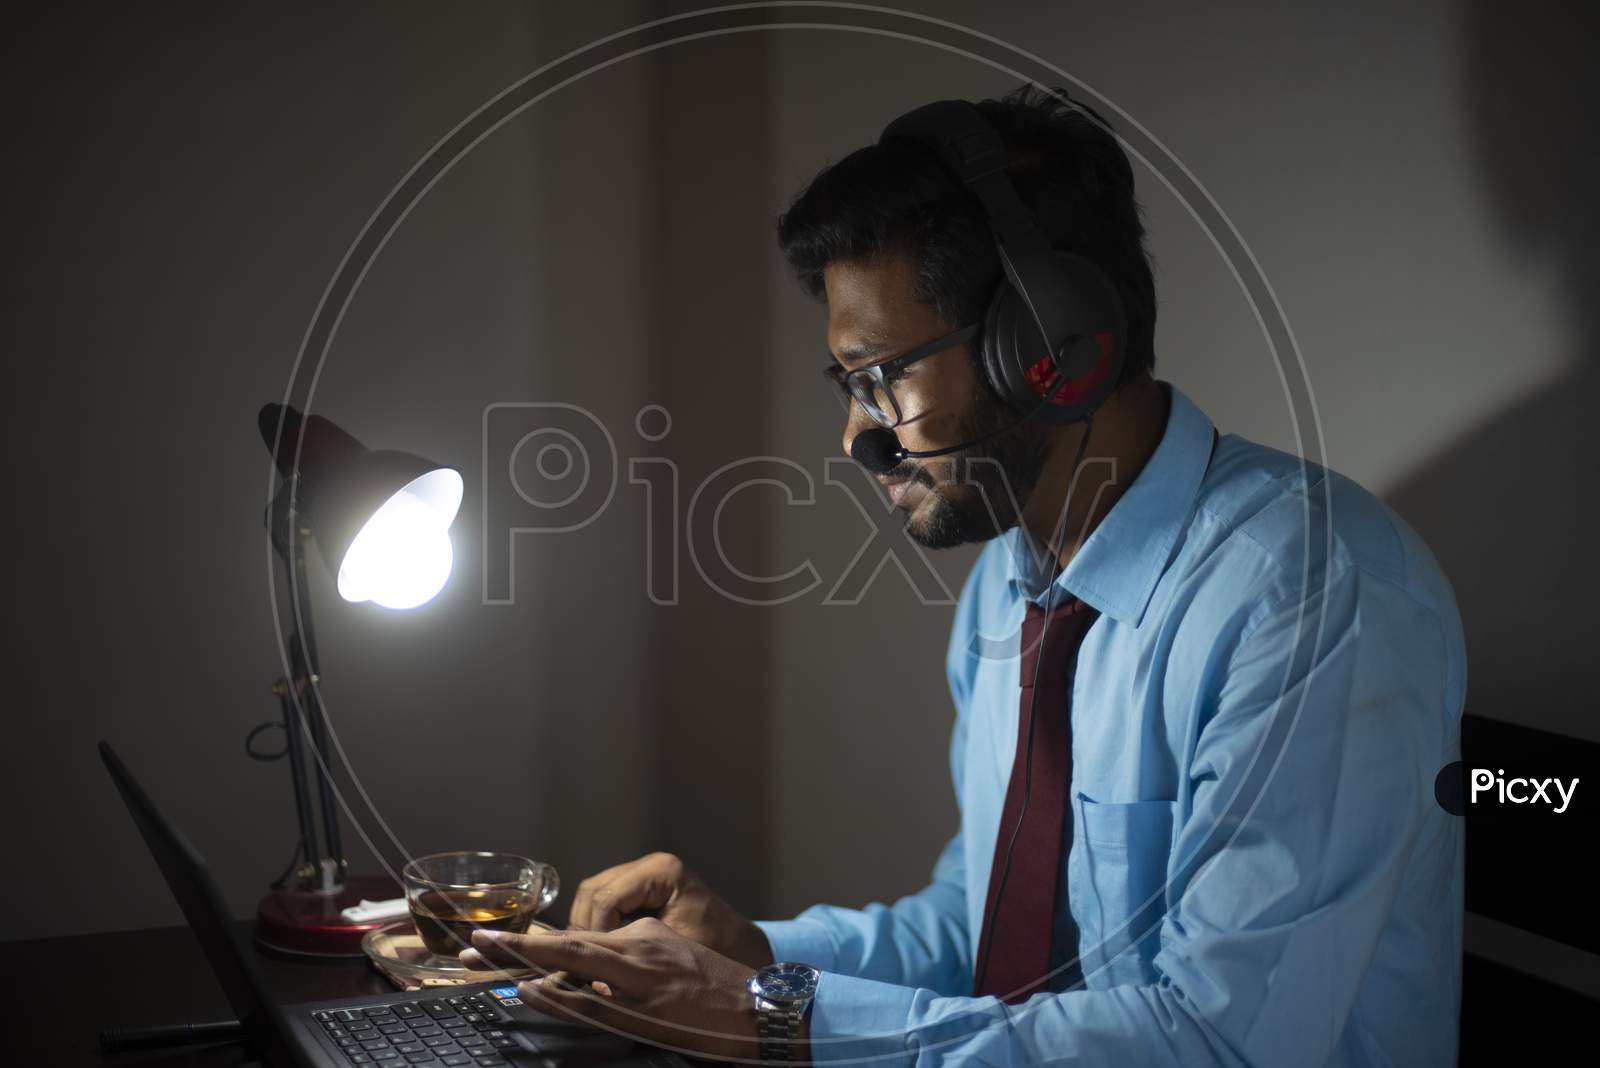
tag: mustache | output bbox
[887,461,937,487]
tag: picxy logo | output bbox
[1469,769,1579,814]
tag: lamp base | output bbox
[254,874,402,959]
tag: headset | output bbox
[869,94,1127,1000]
[878,95,1128,429]
[849,95,1129,474]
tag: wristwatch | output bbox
[748,961,820,1063]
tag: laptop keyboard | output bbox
[314,993,520,1065]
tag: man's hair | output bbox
[777,84,1157,385]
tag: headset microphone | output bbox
[849,374,1073,476]
[849,429,907,476]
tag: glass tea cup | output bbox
[402,851,559,960]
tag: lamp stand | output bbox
[250,476,398,958]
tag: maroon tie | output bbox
[972,595,1099,1003]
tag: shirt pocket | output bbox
[1069,794,1177,990]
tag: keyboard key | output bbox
[371,1052,401,1063]
[421,1001,457,1019]
[380,1023,410,1035]
[337,1036,361,1047]
[362,1039,392,1051]
[404,1054,437,1064]
[445,1027,473,1039]
[349,1020,375,1031]
[393,1005,425,1019]
[490,1039,517,1050]
[394,1042,427,1054]
[326,1026,349,1038]
[460,1013,483,1024]
[344,1054,371,1064]
[459,1036,487,1048]
[335,1009,363,1023]
[410,1026,443,1038]
[423,1036,457,1048]
[366,1007,396,1017]
[408,1019,439,1032]
[441,1057,473,1067]
[316,1011,336,1023]
[473,1058,507,1067]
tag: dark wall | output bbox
[1387,0,1600,744]
[4,5,1596,1013]
[4,0,688,939]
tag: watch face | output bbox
[756,962,820,1004]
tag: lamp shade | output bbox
[259,404,463,609]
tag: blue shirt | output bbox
[757,383,1466,1066]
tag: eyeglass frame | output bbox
[822,321,983,428]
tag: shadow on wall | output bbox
[1385,0,1600,741]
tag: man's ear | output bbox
[968,348,1007,405]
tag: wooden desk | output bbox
[8,914,1597,1066]
[2,919,397,1067]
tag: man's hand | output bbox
[459,918,786,1061]
[569,852,773,969]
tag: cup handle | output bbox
[535,864,560,915]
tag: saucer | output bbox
[361,918,552,985]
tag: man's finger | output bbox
[585,871,675,933]
[572,860,675,932]
[569,862,636,931]
[467,929,637,985]
[539,970,613,997]
[459,944,604,983]
[516,973,628,1035]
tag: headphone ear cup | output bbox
[980,251,1127,426]
[977,282,1021,409]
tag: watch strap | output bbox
[750,963,818,1064]
[755,997,803,1063]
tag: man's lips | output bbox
[879,469,930,506]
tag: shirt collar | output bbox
[1003,382,1215,626]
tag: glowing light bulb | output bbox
[336,470,462,610]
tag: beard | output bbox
[900,385,1055,550]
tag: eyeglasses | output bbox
[822,322,982,429]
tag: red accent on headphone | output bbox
[1022,331,1114,406]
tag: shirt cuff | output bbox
[807,973,1020,1065]
[754,918,841,973]
[804,971,923,1065]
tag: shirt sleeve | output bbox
[755,830,971,994]
[755,546,994,993]
[796,563,1453,1066]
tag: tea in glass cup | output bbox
[402,851,559,960]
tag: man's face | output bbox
[825,255,1054,548]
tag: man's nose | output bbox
[840,403,879,460]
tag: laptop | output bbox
[99,740,686,1068]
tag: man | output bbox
[462,85,1466,1065]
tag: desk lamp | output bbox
[249,403,462,956]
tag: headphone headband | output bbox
[880,100,1079,369]
[877,96,1128,422]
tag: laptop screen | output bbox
[99,740,270,1030]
